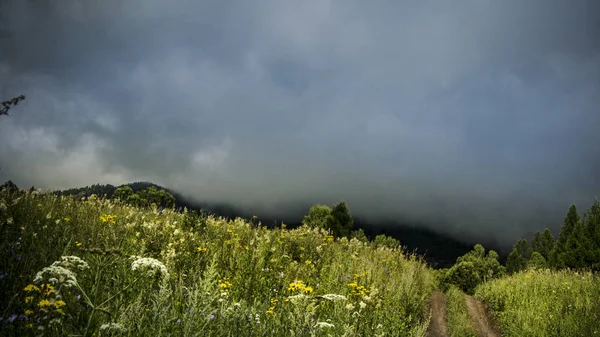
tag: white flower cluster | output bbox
[100,322,126,334]
[33,255,89,288]
[314,321,335,329]
[34,265,78,288]
[320,294,347,302]
[130,256,169,280]
[55,255,90,271]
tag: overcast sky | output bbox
[0,0,599,246]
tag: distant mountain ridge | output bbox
[5,180,483,268]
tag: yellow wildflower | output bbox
[99,214,117,225]
[24,310,34,316]
[41,284,55,296]
[219,280,233,290]
[266,306,276,315]
[23,284,40,292]
[54,300,66,309]
[76,241,83,247]
[25,296,34,304]
[197,247,208,253]
[38,299,51,308]
[288,280,313,294]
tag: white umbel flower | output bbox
[34,265,78,288]
[314,322,335,329]
[100,322,126,334]
[34,256,88,288]
[130,256,169,280]
[320,294,347,302]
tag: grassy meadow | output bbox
[444,286,476,337]
[0,188,435,336]
[475,268,600,337]
[2,185,600,336]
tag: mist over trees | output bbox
[439,199,600,293]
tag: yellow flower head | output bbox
[99,214,117,225]
[41,284,55,296]
[23,284,40,293]
[38,299,51,308]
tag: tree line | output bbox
[505,200,600,273]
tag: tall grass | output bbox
[475,268,600,337]
[445,286,476,337]
[0,188,435,336]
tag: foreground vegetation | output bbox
[476,268,600,337]
[445,286,476,337]
[0,187,435,336]
[2,178,599,336]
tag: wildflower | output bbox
[53,256,89,272]
[359,301,367,309]
[99,323,126,333]
[42,284,55,296]
[196,247,207,253]
[23,284,40,292]
[130,256,169,280]
[24,310,33,316]
[219,280,233,291]
[99,214,117,225]
[54,300,66,309]
[75,242,82,247]
[346,303,355,311]
[34,266,79,288]
[209,314,215,319]
[25,296,33,304]
[314,322,335,329]
[288,280,313,294]
[8,314,17,323]
[320,294,347,302]
[63,217,71,222]
[38,299,51,308]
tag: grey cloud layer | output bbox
[1,0,599,246]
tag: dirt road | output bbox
[426,291,448,337]
[426,291,501,337]
[465,295,501,337]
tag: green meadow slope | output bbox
[0,189,435,336]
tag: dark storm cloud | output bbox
[1,0,599,247]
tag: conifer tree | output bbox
[583,200,600,270]
[506,247,525,274]
[563,221,589,269]
[551,204,581,268]
[330,201,354,237]
[515,239,532,261]
[532,228,555,260]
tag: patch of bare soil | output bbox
[465,295,501,337]
[426,291,449,337]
